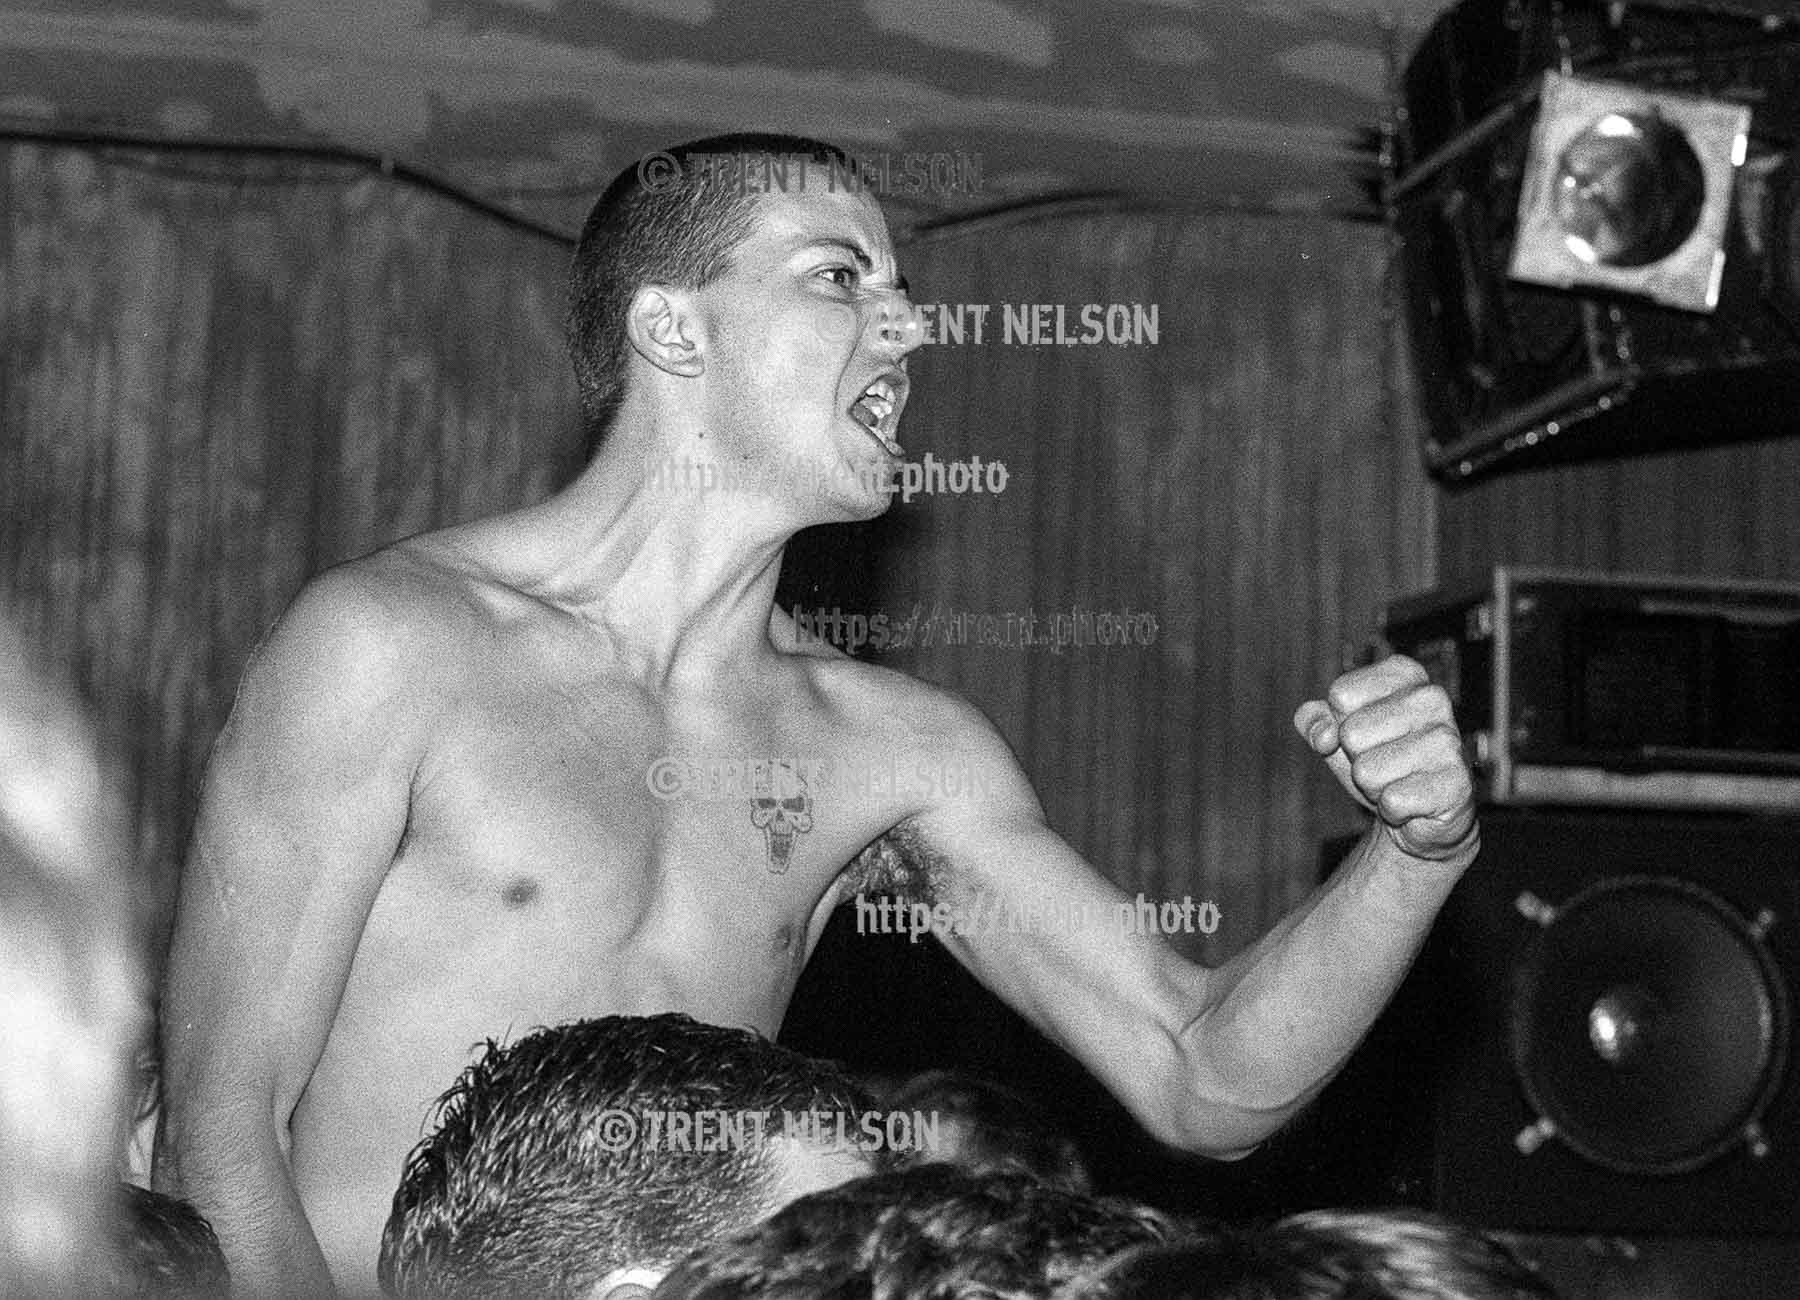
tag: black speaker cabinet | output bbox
[1394,0,1800,481]
[1319,807,1800,1236]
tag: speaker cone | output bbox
[1510,875,1788,1174]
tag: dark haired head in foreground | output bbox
[885,1068,1092,1192]
[652,1163,1184,1300]
[380,1013,877,1299]
[1060,1208,1559,1300]
[113,1184,231,1297]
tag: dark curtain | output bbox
[0,144,583,954]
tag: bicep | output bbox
[898,704,1219,1136]
[927,810,1210,1059]
[161,576,420,1125]
[921,806,1263,1151]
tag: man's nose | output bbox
[868,289,925,357]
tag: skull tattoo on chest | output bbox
[749,762,813,873]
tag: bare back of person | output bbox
[275,524,931,1287]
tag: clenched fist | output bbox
[1294,655,1479,868]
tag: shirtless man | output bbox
[157,133,1478,1297]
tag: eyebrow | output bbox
[801,237,874,271]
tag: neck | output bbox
[483,420,809,686]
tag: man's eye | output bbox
[819,266,857,289]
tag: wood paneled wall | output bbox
[870,210,1434,958]
[3,142,1433,970]
[0,144,584,953]
[1436,435,1800,588]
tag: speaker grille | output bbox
[1510,875,1790,1174]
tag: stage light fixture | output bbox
[1509,72,1751,313]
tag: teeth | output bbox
[849,376,904,456]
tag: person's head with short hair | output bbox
[569,132,858,440]
[1059,1208,1560,1300]
[111,1183,231,1297]
[565,132,922,522]
[379,1013,879,1300]
[651,1163,1186,1300]
[885,1067,1092,1191]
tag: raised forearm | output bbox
[1159,654,1483,1145]
[906,654,1479,1160]
[1180,824,1469,1137]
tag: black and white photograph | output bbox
[2,2,1798,1296]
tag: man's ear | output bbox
[626,285,705,379]
[587,1264,666,1300]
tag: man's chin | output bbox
[843,465,900,519]
[804,456,897,520]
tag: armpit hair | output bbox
[841,820,947,905]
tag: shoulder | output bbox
[193,551,467,830]
[255,556,423,684]
[230,541,487,735]
[818,656,1041,830]
[786,634,1008,751]
[838,671,1047,894]
[872,666,1015,759]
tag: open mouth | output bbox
[848,373,906,457]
